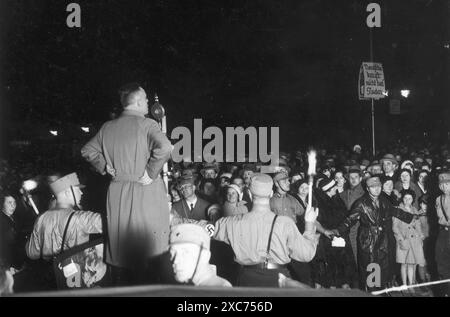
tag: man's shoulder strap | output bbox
[265,215,278,265]
[59,211,76,255]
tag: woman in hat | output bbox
[311,178,356,289]
[222,184,248,217]
[392,189,425,287]
[394,169,422,209]
[380,176,400,207]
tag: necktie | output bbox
[373,199,379,209]
[190,203,194,210]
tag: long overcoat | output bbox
[337,193,414,291]
[81,110,172,268]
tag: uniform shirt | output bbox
[270,192,303,223]
[26,208,102,260]
[192,264,232,287]
[214,208,318,265]
[436,195,450,226]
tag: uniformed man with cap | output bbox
[435,172,450,296]
[213,173,319,287]
[331,176,416,292]
[26,173,102,260]
[270,172,303,222]
[270,171,325,286]
[169,223,231,287]
[200,162,219,180]
[339,166,365,265]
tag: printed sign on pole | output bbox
[358,62,386,100]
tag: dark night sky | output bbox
[0,0,449,153]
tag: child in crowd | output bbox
[393,190,425,287]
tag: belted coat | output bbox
[337,193,414,290]
[81,110,172,268]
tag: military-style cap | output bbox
[438,172,450,185]
[49,173,85,195]
[181,168,197,178]
[273,171,289,182]
[348,165,362,175]
[178,176,195,187]
[360,159,370,167]
[201,162,219,174]
[249,173,273,197]
[169,224,210,250]
[366,176,381,187]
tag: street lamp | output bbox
[50,130,58,136]
[401,90,410,98]
[81,127,90,133]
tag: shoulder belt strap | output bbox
[60,212,75,255]
[265,215,278,265]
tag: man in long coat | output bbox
[333,176,415,292]
[81,83,172,282]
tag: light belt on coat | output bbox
[111,173,161,183]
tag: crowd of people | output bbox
[2,142,450,296]
[1,84,450,297]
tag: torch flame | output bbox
[307,150,317,176]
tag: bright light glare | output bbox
[50,130,58,136]
[401,90,410,98]
[81,127,90,133]
[22,180,38,191]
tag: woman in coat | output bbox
[0,193,19,269]
[394,169,422,209]
[392,189,425,286]
[380,176,400,207]
[312,178,356,289]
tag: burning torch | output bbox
[21,179,40,215]
[307,150,317,209]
